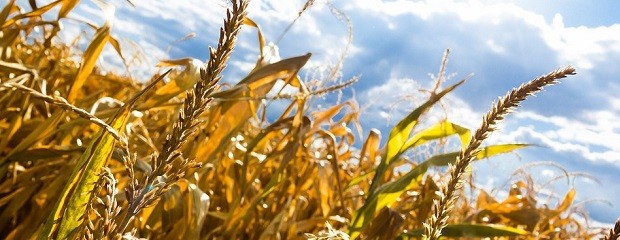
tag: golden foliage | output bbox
[0,0,610,239]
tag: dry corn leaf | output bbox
[36,71,166,239]
[223,117,310,236]
[363,207,404,239]
[1,112,63,163]
[0,0,17,26]
[193,53,310,163]
[67,24,110,103]
[243,17,266,64]
[1,0,63,28]
[58,0,80,19]
[554,188,576,215]
[143,179,208,239]
[139,58,204,110]
[0,185,37,230]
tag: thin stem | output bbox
[116,0,250,235]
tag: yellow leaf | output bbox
[555,188,576,213]
[58,0,80,18]
[66,25,110,103]
[1,0,63,29]
[1,112,63,163]
[193,54,311,163]
[403,120,471,151]
[139,58,204,109]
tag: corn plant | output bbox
[0,0,614,239]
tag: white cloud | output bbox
[346,0,620,70]
[75,0,357,83]
[65,0,620,169]
[543,14,620,70]
[360,76,481,130]
[486,39,506,54]
[360,77,425,126]
[489,110,620,165]
[126,1,224,30]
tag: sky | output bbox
[55,0,620,226]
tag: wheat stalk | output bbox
[423,66,577,240]
[116,0,250,234]
[84,167,121,239]
[604,219,620,240]
[0,82,126,145]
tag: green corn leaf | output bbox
[349,143,528,239]
[350,81,465,239]
[424,144,530,167]
[476,143,531,159]
[367,80,465,196]
[403,120,470,151]
[349,164,429,239]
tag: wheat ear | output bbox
[423,66,576,240]
[604,219,620,240]
[116,0,250,234]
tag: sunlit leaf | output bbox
[555,188,576,214]
[0,0,16,27]
[359,129,381,168]
[349,143,527,239]
[58,0,80,19]
[423,144,530,167]
[193,54,311,163]
[139,58,203,109]
[476,143,531,159]
[243,17,265,61]
[311,100,357,126]
[1,0,63,28]
[66,24,110,103]
[402,120,470,151]
[367,80,465,196]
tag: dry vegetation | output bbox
[0,0,618,239]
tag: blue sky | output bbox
[63,0,620,226]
